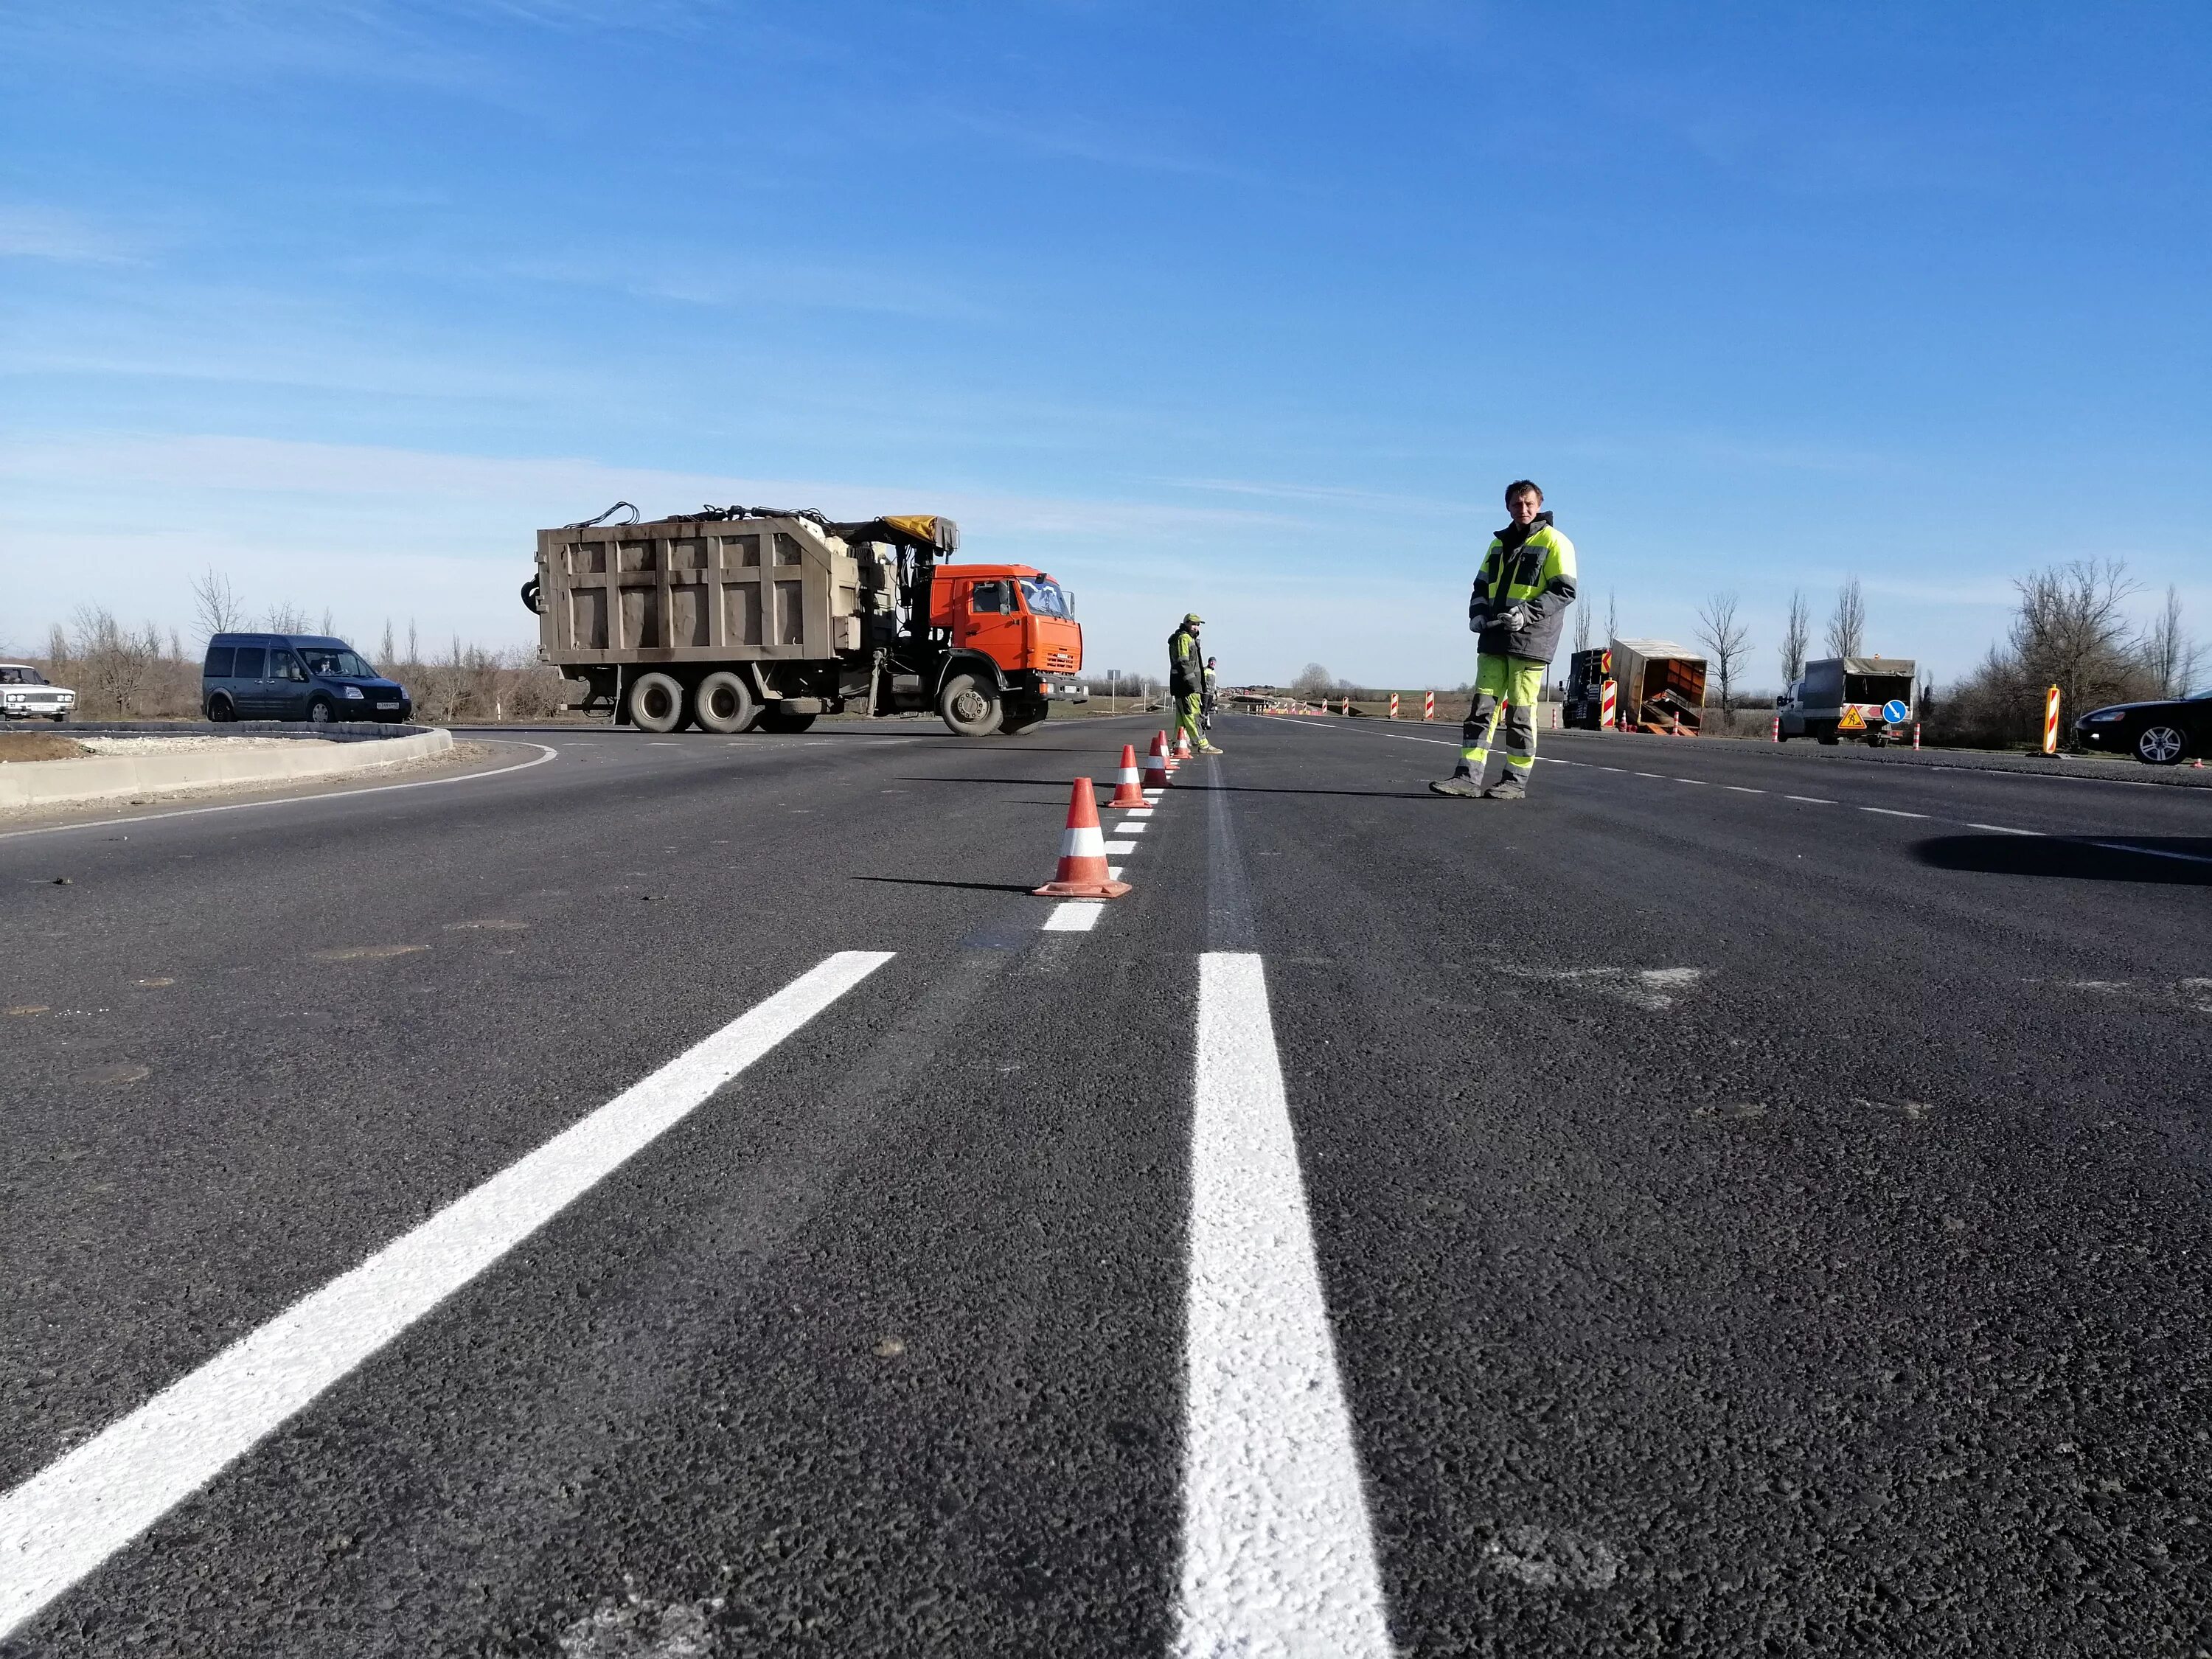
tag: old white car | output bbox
[0,663,77,722]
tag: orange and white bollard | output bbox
[1423,690,1436,721]
[1143,732,1172,790]
[1913,720,1921,751]
[1601,678,1618,731]
[1771,714,1781,742]
[1107,743,1147,809]
[1033,779,1131,898]
[2043,686,2061,755]
[1389,692,1399,720]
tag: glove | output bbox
[1498,602,1532,633]
[1467,603,1489,634]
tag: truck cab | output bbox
[927,566,1086,734]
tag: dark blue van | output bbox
[202,634,413,725]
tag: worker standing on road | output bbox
[1431,480,1576,800]
[1169,613,1222,754]
[1201,655,1220,733]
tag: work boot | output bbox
[1199,741,1224,754]
[1429,771,1483,799]
[1484,772,1529,801]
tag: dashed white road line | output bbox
[1041,902,1107,931]
[1101,838,1137,854]
[1725,785,1764,795]
[1862,807,1930,819]
[1178,952,1392,1658]
[2090,839,2212,866]
[1116,821,1149,834]
[1785,795,1834,804]
[1968,823,2039,835]
[0,950,894,1641]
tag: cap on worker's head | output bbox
[1184,612,1204,626]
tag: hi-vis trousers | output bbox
[1459,653,1545,779]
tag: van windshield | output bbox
[299,647,375,678]
[1018,579,1072,618]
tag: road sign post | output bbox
[1423,690,1435,721]
[1601,678,1618,731]
[2043,686,2061,754]
[1388,692,1399,720]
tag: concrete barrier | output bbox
[0,728,454,810]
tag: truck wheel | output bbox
[757,707,818,734]
[628,672,686,734]
[691,671,757,734]
[1000,697,1048,736]
[938,672,1003,737]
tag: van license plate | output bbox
[375,701,400,710]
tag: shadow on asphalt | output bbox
[1915,835,2212,885]
[852,875,1042,894]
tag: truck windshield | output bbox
[1019,579,1071,618]
[299,647,375,678]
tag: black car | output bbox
[2075,689,2211,765]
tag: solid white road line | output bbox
[1041,900,1107,931]
[0,741,561,843]
[1179,953,1392,1658]
[2089,838,2212,866]
[1862,807,1929,819]
[0,950,894,1641]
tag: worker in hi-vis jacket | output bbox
[1169,613,1222,754]
[1431,479,1576,800]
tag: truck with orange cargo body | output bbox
[523,506,1087,736]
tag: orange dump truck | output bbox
[524,507,1087,736]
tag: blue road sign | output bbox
[1882,698,1910,724]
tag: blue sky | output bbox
[3,1,2207,688]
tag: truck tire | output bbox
[628,672,686,734]
[691,671,757,734]
[938,672,1003,737]
[758,706,818,734]
[1000,697,1048,736]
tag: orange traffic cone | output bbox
[1174,728,1194,761]
[1034,779,1132,898]
[1107,744,1147,808]
[1142,733,1171,790]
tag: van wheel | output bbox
[628,672,686,733]
[938,672,1003,737]
[691,671,757,734]
[307,697,336,726]
[206,693,235,723]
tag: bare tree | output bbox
[1573,602,1590,655]
[1826,576,1866,658]
[2012,558,2141,734]
[1694,591,1753,717]
[319,608,335,637]
[68,605,162,717]
[1779,587,1810,684]
[189,568,248,642]
[2141,583,2201,698]
[264,600,309,633]
[1605,589,1618,645]
[380,619,396,667]
[1292,662,1334,698]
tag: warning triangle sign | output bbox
[1838,706,1866,731]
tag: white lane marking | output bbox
[1116,821,1150,834]
[1968,823,2041,835]
[1634,771,1663,779]
[0,950,894,1641]
[2088,839,2212,866]
[1785,795,1834,804]
[1862,807,1929,819]
[1675,778,1707,785]
[1121,808,1155,818]
[1179,953,1391,1657]
[1725,785,1764,795]
[1107,865,1126,880]
[0,742,560,842]
[1041,900,1107,931]
[1101,839,1137,853]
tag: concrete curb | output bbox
[0,728,455,810]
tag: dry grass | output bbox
[0,733,89,762]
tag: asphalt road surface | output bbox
[4,713,2208,1656]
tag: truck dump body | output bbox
[528,507,1082,736]
[1612,639,1708,734]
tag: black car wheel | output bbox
[206,694,235,723]
[2136,723,2188,765]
